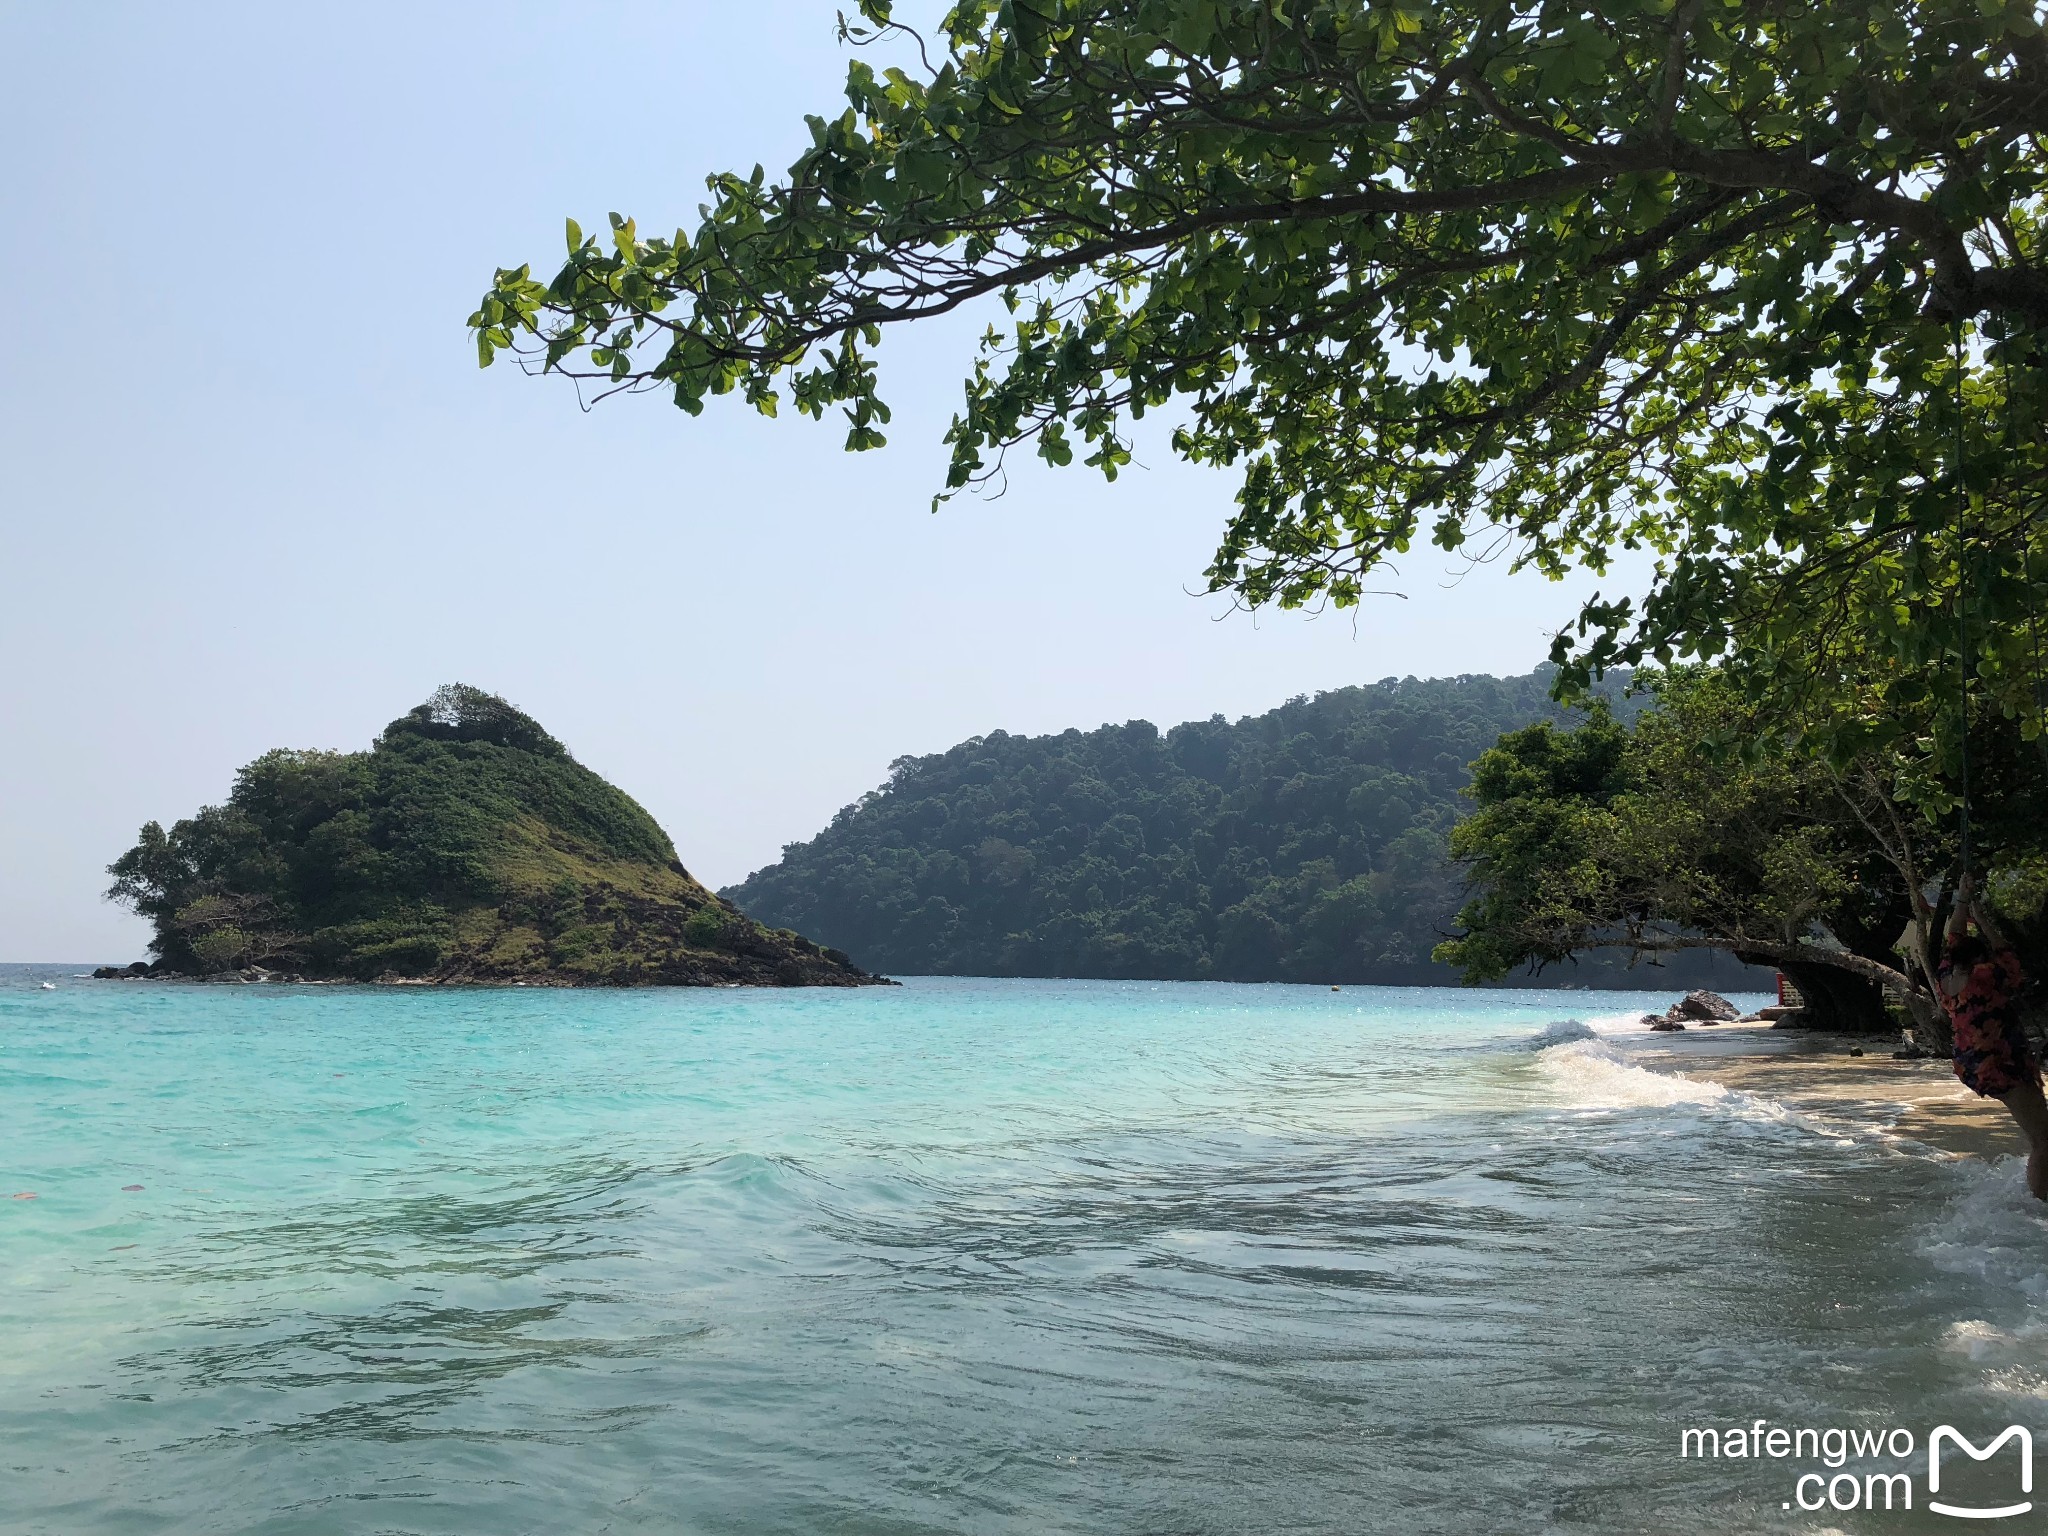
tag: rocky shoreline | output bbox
[88,954,897,989]
[1641,987,1842,1034]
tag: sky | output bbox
[0,3,1651,961]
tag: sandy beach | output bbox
[1640,1020,2024,1160]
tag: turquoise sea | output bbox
[3,967,2045,1534]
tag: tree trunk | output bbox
[1776,960,1896,1034]
[1900,987,1954,1056]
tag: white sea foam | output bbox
[1523,1018,1599,1050]
[1944,1318,2016,1357]
[1579,1008,1665,1036]
[1534,1035,1731,1110]
[1901,1158,2048,1398]
[1527,1026,1848,1146]
[1919,1156,2048,1308]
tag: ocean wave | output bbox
[1520,1018,1599,1050]
[1581,1007,1668,1036]
[1534,1035,1732,1110]
[1909,1159,2048,1399]
[1919,1156,2048,1307]
[1527,1036,1883,1162]
[1513,1009,1689,1049]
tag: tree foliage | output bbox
[473,0,2048,810]
[1438,667,2048,1032]
[726,669,1764,985]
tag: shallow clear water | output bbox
[3,968,2045,1534]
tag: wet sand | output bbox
[1637,1022,2022,1160]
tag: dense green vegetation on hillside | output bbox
[726,671,1765,987]
[107,686,877,987]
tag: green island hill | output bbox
[101,685,886,988]
[723,670,1771,992]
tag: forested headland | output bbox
[105,686,881,988]
[725,671,1765,989]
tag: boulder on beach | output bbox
[1666,989,1740,1023]
[1649,1019,1686,1032]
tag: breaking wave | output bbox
[1533,1033,1733,1109]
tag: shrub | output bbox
[682,905,728,948]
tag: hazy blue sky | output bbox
[0,3,1648,961]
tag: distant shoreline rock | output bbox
[89,958,893,989]
[83,971,1791,1000]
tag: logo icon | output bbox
[1929,1425,2033,1520]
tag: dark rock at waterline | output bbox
[1667,989,1741,1023]
[1649,1019,1686,1032]
[91,961,152,979]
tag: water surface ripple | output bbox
[2,971,2041,1534]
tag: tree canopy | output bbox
[1438,666,2048,1035]
[473,0,2048,814]
[725,668,1766,987]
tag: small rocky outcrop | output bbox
[1666,989,1740,1023]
